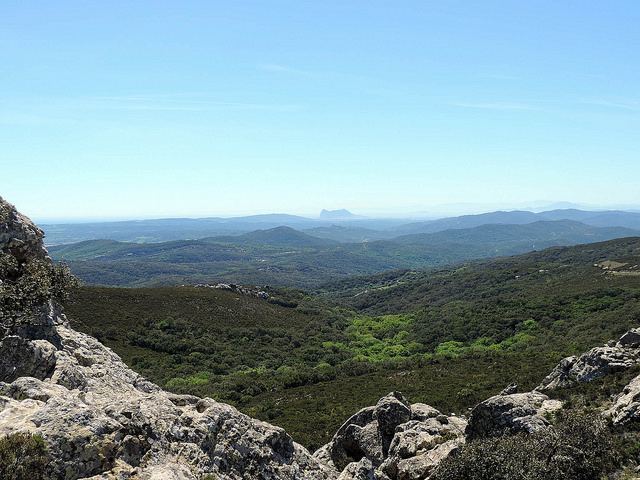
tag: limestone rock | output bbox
[314,393,465,480]
[394,441,459,480]
[375,392,412,438]
[606,373,640,426]
[409,404,440,422]
[465,391,562,440]
[499,382,518,395]
[618,328,640,348]
[0,336,58,382]
[0,196,49,263]
[537,329,640,391]
[337,457,375,480]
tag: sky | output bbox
[2,1,639,222]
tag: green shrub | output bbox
[431,411,619,480]
[0,432,49,480]
[0,252,78,321]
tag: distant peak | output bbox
[319,209,361,220]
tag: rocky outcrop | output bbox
[0,197,333,480]
[0,196,49,264]
[606,374,640,426]
[465,391,562,440]
[314,392,466,480]
[194,283,269,300]
[534,327,640,429]
[536,328,640,391]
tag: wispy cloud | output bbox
[582,99,640,112]
[257,63,323,78]
[452,102,541,111]
[91,96,299,111]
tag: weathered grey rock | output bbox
[499,382,518,395]
[0,196,49,263]
[394,441,460,480]
[465,391,562,440]
[536,330,640,391]
[0,198,335,480]
[605,374,640,426]
[337,457,375,480]
[375,392,412,459]
[375,392,412,437]
[0,336,57,382]
[618,328,640,347]
[409,404,440,422]
[314,394,465,480]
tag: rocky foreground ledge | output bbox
[3,196,640,479]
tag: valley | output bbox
[62,235,640,449]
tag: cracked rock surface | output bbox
[314,392,466,480]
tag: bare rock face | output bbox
[465,391,562,441]
[606,374,640,426]
[534,327,640,428]
[536,328,640,391]
[0,197,334,480]
[314,392,466,480]
[0,196,49,264]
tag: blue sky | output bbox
[2,1,639,221]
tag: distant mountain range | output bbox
[42,208,640,245]
[48,211,640,288]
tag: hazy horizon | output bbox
[3,2,639,221]
[27,200,640,225]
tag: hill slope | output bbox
[50,220,640,288]
[64,237,640,448]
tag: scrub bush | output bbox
[0,432,49,480]
[431,411,619,480]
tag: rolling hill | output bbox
[41,208,640,245]
[49,220,640,288]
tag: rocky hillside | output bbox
[2,195,640,479]
[0,197,333,479]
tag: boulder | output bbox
[375,392,412,438]
[0,336,58,382]
[394,441,459,480]
[314,393,465,480]
[536,328,640,392]
[0,196,49,264]
[618,328,640,348]
[465,391,562,440]
[336,457,375,480]
[606,373,640,426]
